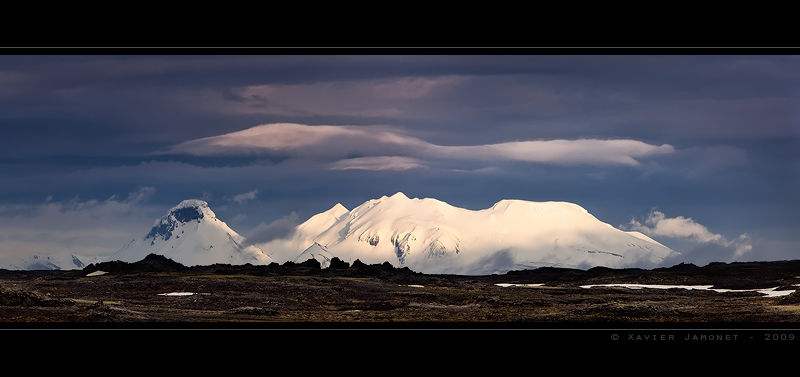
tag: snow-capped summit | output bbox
[295,202,349,237]
[259,192,679,275]
[108,200,272,266]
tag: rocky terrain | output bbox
[1,255,800,327]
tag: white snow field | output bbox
[578,284,798,297]
[259,192,679,275]
[107,200,272,267]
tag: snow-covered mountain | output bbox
[108,199,272,266]
[293,242,337,268]
[8,252,108,271]
[259,192,678,275]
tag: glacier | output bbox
[258,192,679,275]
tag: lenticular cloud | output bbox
[328,156,427,171]
[425,139,673,166]
[162,123,674,168]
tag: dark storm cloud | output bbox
[2,55,796,157]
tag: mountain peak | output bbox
[330,203,349,215]
[275,193,678,274]
[378,192,410,201]
[390,192,409,199]
[147,199,213,242]
[172,199,209,210]
[109,199,272,266]
[489,199,589,216]
[295,203,350,238]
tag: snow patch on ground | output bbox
[494,283,546,288]
[578,283,798,297]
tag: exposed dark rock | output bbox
[505,260,800,289]
[367,235,380,246]
[171,206,204,223]
[145,206,204,242]
[348,259,380,276]
[299,258,321,269]
[328,257,349,269]
[71,255,85,269]
[84,253,187,273]
[350,259,367,269]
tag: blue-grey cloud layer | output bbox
[0,54,797,268]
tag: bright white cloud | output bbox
[427,139,674,166]
[166,123,435,160]
[328,156,426,171]
[627,211,722,243]
[231,189,258,204]
[206,123,365,151]
[624,211,753,259]
[163,123,674,168]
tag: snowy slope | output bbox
[293,242,336,268]
[8,252,108,271]
[267,202,350,263]
[259,192,678,274]
[108,200,272,266]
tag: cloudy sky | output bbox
[0,54,797,268]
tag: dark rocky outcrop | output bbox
[84,253,187,274]
[298,258,322,269]
[505,260,800,289]
[328,257,350,269]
